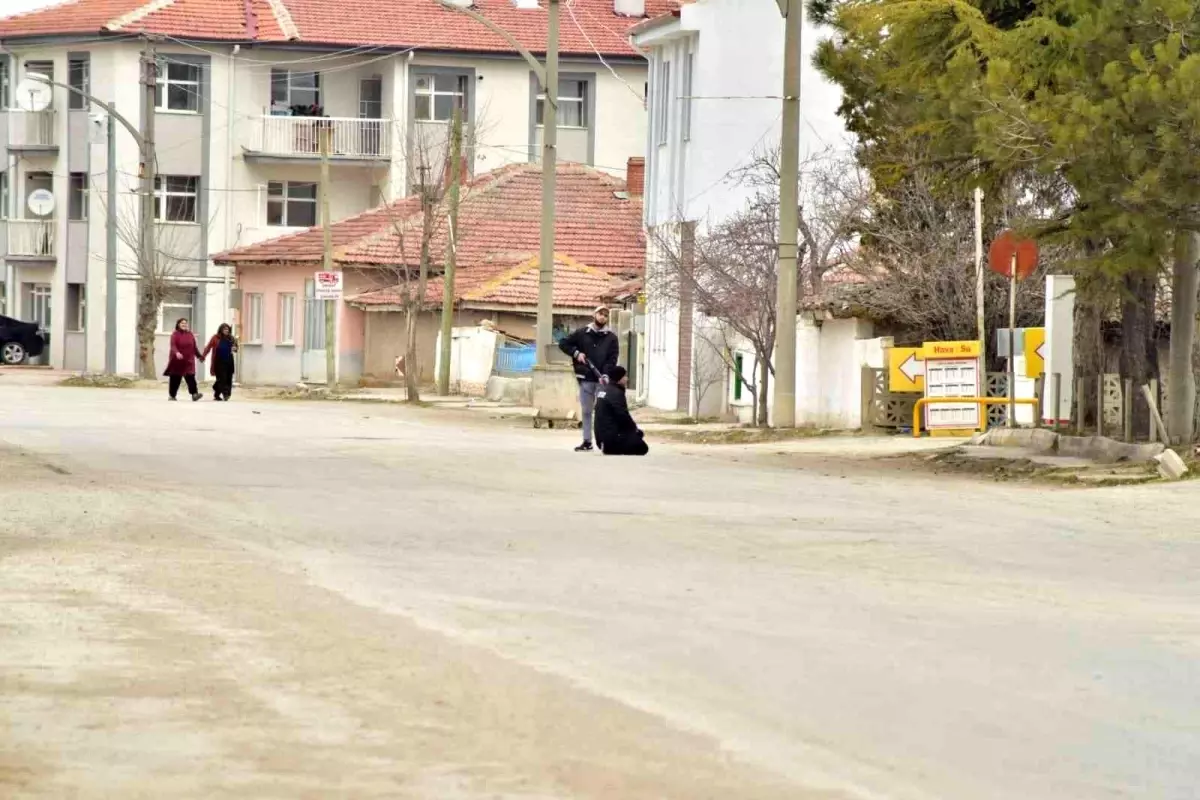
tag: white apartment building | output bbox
[632,0,847,416]
[0,0,656,374]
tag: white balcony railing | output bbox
[8,219,57,258]
[8,110,57,148]
[251,116,391,159]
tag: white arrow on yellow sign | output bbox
[1024,327,1046,378]
[888,346,925,393]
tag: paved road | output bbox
[1,383,1197,799]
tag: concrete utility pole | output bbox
[438,107,463,396]
[772,0,802,427]
[139,39,158,378]
[974,186,985,347]
[25,76,140,376]
[106,106,117,374]
[435,0,558,365]
[320,126,336,388]
[536,0,560,365]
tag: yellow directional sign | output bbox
[1024,327,1046,378]
[888,346,925,393]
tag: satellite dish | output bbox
[16,74,52,112]
[27,189,55,217]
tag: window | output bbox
[66,284,85,331]
[271,69,320,110]
[245,293,264,343]
[0,172,7,220]
[68,58,89,110]
[267,181,317,227]
[656,61,671,145]
[69,173,88,220]
[278,293,296,345]
[30,284,52,329]
[681,52,693,141]
[414,73,467,122]
[158,288,196,333]
[0,283,5,316]
[536,78,588,128]
[154,176,198,222]
[155,59,200,112]
[25,60,53,84]
[0,59,10,109]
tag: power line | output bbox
[564,0,644,103]
[683,111,783,207]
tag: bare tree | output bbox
[366,117,482,401]
[690,326,729,417]
[649,199,778,425]
[841,169,1063,354]
[649,148,868,425]
[109,187,214,378]
[733,147,870,294]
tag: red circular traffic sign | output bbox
[988,231,1039,280]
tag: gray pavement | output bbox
[0,382,1197,799]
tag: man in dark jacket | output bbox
[558,306,620,452]
[594,366,649,456]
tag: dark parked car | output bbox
[0,315,46,365]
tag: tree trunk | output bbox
[1168,231,1199,443]
[757,354,770,426]
[404,305,420,402]
[1120,270,1158,440]
[1072,279,1104,431]
[1192,313,1200,431]
[137,285,159,379]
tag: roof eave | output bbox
[630,11,687,46]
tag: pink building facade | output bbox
[235,265,373,385]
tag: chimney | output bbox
[614,0,645,17]
[626,156,645,198]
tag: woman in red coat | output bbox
[163,318,205,401]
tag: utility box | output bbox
[531,363,580,429]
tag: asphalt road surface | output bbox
[1,382,1196,799]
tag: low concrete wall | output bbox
[435,325,501,396]
[486,375,532,405]
[973,428,1165,463]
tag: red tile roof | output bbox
[0,0,668,58]
[351,253,623,310]
[602,275,642,303]
[215,162,646,277]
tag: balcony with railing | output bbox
[7,110,58,150]
[246,116,391,161]
[7,219,57,259]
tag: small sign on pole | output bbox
[314,270,343,300]
[989,230,1039,427]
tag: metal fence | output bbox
[495,343,536,374]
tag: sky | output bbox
[3,0,61,15]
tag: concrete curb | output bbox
[970,428,1166,464]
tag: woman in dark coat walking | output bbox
[164,318,204,401]
[202,323,238,401]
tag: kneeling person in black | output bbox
[594,366,649,456]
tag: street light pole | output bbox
[773,0,802,428]
[26,73,146,377]
[436,0,558,365]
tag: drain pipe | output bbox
[223,44,239,323]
